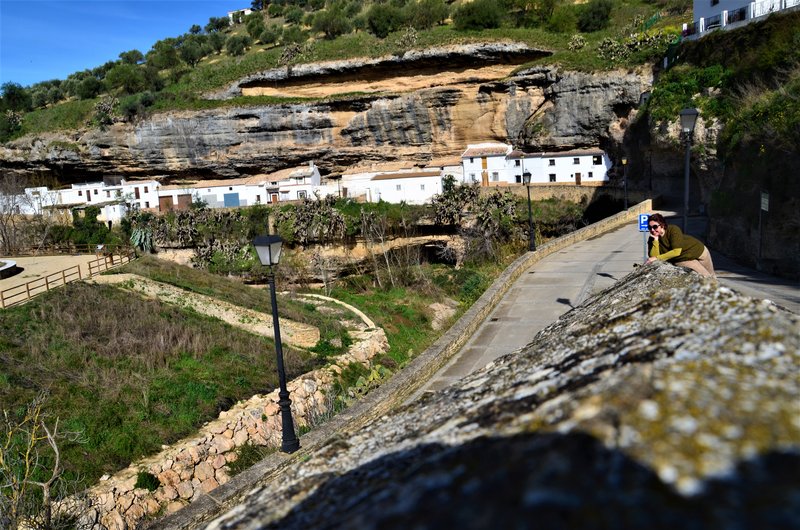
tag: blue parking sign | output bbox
[639,214,650,232]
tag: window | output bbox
[573,158,580,165]
[229,187,233,191]
[470,157,474,163]
[588,172,594,178]
[549,159,555,166]
[396,184,402,191]
[470,173,476,182]
[145,201,150,208]
[93,189,98,195]
[549,174,556,182]
[420,184,425,190]
[491,172,499,182]
[106,190,111,198]
[256,195,261,203]
[593,155,602,165]
[78,190,83,196]
[298,190,307,199]
[515,175,522,184]
[711,0,719,5]
[144,186,149,193]
[515,160,520,167]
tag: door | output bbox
[270,193,279,204]
[176,194,192,210]
[223,193,240,208]
[481,157,489,186]
[159,196,174,212]
[575,172,582,185]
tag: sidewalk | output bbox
[415,212,799,397]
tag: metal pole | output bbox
[267,270,300,454]
[683,135,691,232]
[526,185,536,251]
[623,163,628,210]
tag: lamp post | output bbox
[522,171,536,251]
[621,156,628,210]
[679,107,699,232]
[252,234,300,454]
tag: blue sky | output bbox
[0,0,245,87]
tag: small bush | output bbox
[547,5,579,34]
[226,35,252,56]
[453,0,503,30]
[227,443,276,475]
[134,471,160,491]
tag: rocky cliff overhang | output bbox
[213,42,552,99]
[192,263,799,529]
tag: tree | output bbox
[1,83,32,112]
[205,16,230,32]
[577,0,613,32]
[259,25,282,45]
[366,3,405,38]
[404,0,449,30]
[226,35,252,56]
[208,31,227,53]
[77,76,103,99]
[189,24,202,34]
[180,40,205,67]
[119,49,144,65]
[146,39,181,70]
[285,5,305,24]
[104,63,146,94]
[246,13,266,38]
[251,0,267,10]
[0,392,86,530]
[312,7,352,39]
[453,0,503,30]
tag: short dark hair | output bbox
[648,213,667,228]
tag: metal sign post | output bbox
[639,214,650,262]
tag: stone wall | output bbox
[62,317,389,529]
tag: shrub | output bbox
[547,5,578,33]
[268,3,283,17]
[134,471,160,491]
[577,0,613,33]
[281,25,308,45]
[366,3,406,38]
[453,0,503,31]
[404,0,449,30]
[313,8,353,39]
[285,6,305,24]
[259,25,282,45]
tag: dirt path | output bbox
[89,273,321,349]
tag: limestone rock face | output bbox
[203,263,800,529]
[0,44,652,183]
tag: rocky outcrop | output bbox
[192,263,799,529]
[0,44,652,183]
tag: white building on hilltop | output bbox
[684,0,800,40]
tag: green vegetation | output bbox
[0,281,319,489]
[0,0,690,140]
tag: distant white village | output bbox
[9,143,613,223]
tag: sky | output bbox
[0,0,246,87]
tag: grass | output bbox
[113,254,352,349]
[0,281,320,489]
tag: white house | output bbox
[227,8,253,24]
[369,171,443,204]
[461,143,612,186]
[684,0,800,39]
[461,143,514,185]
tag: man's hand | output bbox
[645,256,658,265]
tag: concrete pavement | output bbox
[415,212,799,397]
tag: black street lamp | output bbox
[679,107,699,232]
[621,156,628,210]
[252,234,300,454]
[522,171,536,251]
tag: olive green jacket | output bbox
[648,225,705,263]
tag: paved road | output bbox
[415,213,799,397]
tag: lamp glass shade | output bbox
[622,157,628,165]
[522,172,532,185]
[679,107,699,134]
[252,234,283,266]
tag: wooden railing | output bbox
[1,243,128,258]
[0,266,82,308]
[87,250,135,277]
[0,248,137,309]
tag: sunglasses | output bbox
[648,225,661,231]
